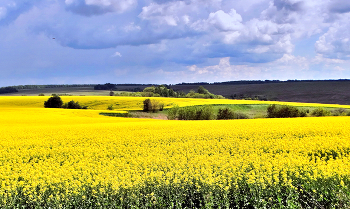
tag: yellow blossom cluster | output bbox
[0,98,350,204]
[1,96,350,110]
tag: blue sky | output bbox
[1,0,350,86]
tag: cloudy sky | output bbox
[0,0,350,86]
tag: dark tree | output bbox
[217,108,235,120]
[67,100,82,109]
[267,104,305,118]
[0,87,18,94]
[44,96,63,108]
[143,99,152,112]
[197,86,209,94]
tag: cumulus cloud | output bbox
[261,0,303,24]
[65,0,137,16]
[185,57,262,81]
[207,9,243,31]
[328,0,350,14]
[139,1,191,26]
[315,16,350,59]
[2,0,350,86]
[0,0,44,26]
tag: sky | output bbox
[1,0,350,86]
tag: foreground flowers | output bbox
[0,97,349,208]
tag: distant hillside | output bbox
[1,80,350,105]
[171,80,350,105]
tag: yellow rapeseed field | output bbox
[0,96,349,207]
[1,96,350,110]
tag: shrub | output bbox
[197,86,209,94]
[168,105,215,120]
[331,108,347,116]
[44,96,63,108]
[167,105,179,120]
[143,99,152,112]
[217,107,235,120]
[68,100,82,109]
[109,91,115,96]
[62,100,87,109]
[38,93,45,96]
[267,104,305,118]
[159,103,164,111]
[107,104,114,110]
[311,107,331,117]
[142,99,164,112]
[151,100,160,113]
[299,110,307,117]
[196,106,215,120]
[234,112,249,119]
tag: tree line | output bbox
[44,96,87,109]
[113,85,225,99]
[0,87,18,94]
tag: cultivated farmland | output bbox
[0,96,349,208]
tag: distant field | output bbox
[0,87,118,96]
[2,81,350,105]
[2,96,350,111]
[171,81,350,105]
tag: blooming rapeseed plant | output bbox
[0,96,349,207]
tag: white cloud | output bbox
[139,2,186,26]
[123,22,141,32]
[65,0,137,16]
[112,51,122,57]
[185,57,261,80]
[274,53,308,69]
[334,66,345,71]
[315,16,350,59]
[2,0,350,86]
[207,9,243,31]
[312,54,345,64]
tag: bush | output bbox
[159,103,164,111]
[143,99,163,112]
[331,108,347,116]
[168,105,215,120]
[150,100,160,113]
[143,99,152,112]
[38,93,45,96]
[44,96,63,108]
[217,107,235,120]
[107,104,114,110]
[311,107,331,117]
[62,100,87,109]
[267,104,306,118]
[197,86,209,94]
[234,112,249,119]
[167,105,180,120]
[109,91,115,96]
[196,106,215,120]
[68,100,83,109]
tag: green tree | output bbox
[143,99,152,112]
[67,100,82,109]
[197,86,209,94]
[217,107,235,120]
[311,107,331,117]
[44,96,63,108]
[143,86,156,93]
